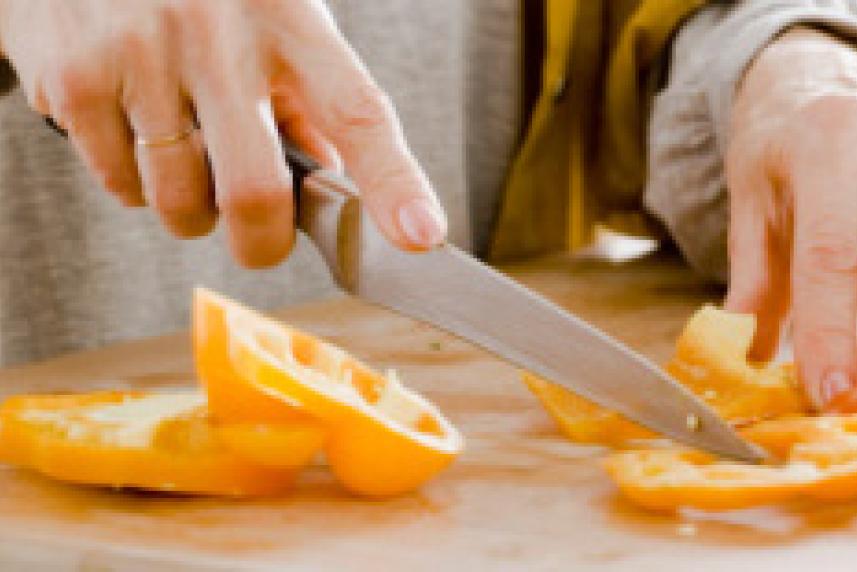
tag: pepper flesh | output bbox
[193,287,464,497]
[0,391,316,496]
[605,415,857,511]
[524,306,807,447]
[523,305,857,512]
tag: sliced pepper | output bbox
[0,390,320,496]
[524,305,807,446]
[606,415,857,512]
[666,306,806,423]
[524,304,857,512]
[193,287,464,497]
[523,372,652,445]
[214,422,325,468]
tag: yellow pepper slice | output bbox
[0,391,317,496]
[524,305,807,446]
[193,287,464,497]
[605,415,857,511]
[523,305,857,512]
[523,372,652,445]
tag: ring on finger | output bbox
[135,122,198,148]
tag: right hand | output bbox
[726,28,857,411]
[0,0,447,267]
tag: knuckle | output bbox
[100,169,138,201]
[796,324,855,357]
[233,233,295,268]
[162,209,216,238]
[147,169,215,236]
[164,0,217,49]
[329,82,395,133]
[118,30,162,76]
[168,0,210,21]
[234,238,295,269]
[163,0,225,87]
[154,186,205,220]
[48,64,109,122]
[801,230,857,275]
[359,160,418,201]
[118,28,149,60]
[788,95,857,157]
[222,184,291,224]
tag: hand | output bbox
[0,0,446,267]
[726,27,857,411]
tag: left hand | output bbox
[726,27,857,411]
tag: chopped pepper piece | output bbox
[523,372,652,445]
[0,390,318,496]
[193,288,464,497]
[523,305,807,446]
[605,415,857,511]
[666,306,806,423]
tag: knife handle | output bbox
[43,117,361,288]
[289,148,362,292]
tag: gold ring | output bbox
[135,124,197,148]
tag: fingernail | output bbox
[397,197,446,247]
[821,370,853,405]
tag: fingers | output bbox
[334,86,447,251]
[723,166,790,362]
[267,2,446,250]
[178,3,295,268]
[314,79,446,251]
[46,69,144,207]
[793,214,857,411]
[790,114,857,410]
[122,33,215,238]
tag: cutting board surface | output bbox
[2,254,857,571]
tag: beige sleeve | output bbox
[644,0,857,283]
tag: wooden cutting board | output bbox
[2,254,856,571]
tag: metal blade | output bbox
[292,167,763,462]
[354,240,764,462]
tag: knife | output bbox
[43,118,763,462]
[286,144,764,463]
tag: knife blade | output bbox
[287,144,764,463]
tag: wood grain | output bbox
[1,254,854,571]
